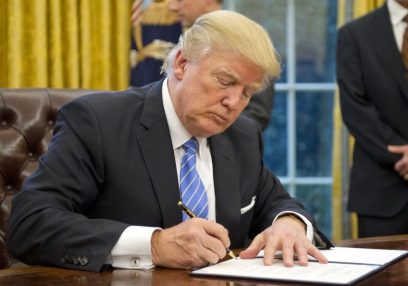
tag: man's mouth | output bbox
[210,113,228,124]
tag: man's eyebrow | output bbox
[212,68,264,91]
[212,69,239,81]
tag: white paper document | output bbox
[258,247,408,265]
[315,247,408,265]
[192,247,408,285]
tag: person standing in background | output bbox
[130,0,182,87]
[337,0,408,237]
[131,0,275,131]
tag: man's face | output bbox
[168,0,209,28]
[169,50,264,138]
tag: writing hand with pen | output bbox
[150,202,233,269]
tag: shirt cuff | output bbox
[273,211,314,242]
[107,226,161,269]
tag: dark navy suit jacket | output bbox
[8,79,312,271]
[337,4,408,217]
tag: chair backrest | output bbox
[0,88,103,268]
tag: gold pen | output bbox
[177,201,237,260]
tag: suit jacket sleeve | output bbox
[336,24,408,166]
[7,97,130,272]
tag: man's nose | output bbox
[221,87,246,110]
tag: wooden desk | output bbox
[0,235,407,285]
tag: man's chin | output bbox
[193,123,231,138]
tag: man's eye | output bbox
[218,78,233,87]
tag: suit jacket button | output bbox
[73,257,80,265]
[130,257,140,267]
[61,254,70,264]
[80,257,89,266]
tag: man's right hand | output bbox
[388,145,408,180]
[150,218,230,269]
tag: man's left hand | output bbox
[239,215,328,266]
[388,145,408,181]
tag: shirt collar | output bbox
[388,0,408,26]
[162,78,207,156]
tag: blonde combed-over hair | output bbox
[162,10,281,86]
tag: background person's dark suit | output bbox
[337,4,408,237]
[7,79,312,272]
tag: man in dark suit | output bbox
[337,0,408,237]
[8,11,327,272]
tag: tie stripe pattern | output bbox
[179,137,208,220]
[402,15,408,73]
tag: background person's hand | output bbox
[240,215,328,266]
[388,145,408,180]
[151,218,230,269]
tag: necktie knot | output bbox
[183,137,199,154]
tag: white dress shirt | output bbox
[388,0,408,52]
[107,78,313,269]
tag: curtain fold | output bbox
[332,0,385,241]
[0,0,132,90]
[332,0,347,242]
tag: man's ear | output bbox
[173,50,188,79]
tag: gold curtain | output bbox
[353,0,386,18]
[332,0,385,241]
[0,0,132,90]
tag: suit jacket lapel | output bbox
[373,5,408,101]
[210,134,242,247]
[137,80,182,228]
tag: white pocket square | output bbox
[240,196,256,214]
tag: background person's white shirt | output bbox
[388,0,408,51]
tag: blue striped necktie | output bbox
[179,137,209,220]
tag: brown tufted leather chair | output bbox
[0,88,104,268]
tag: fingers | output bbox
[239,233,265,259]
[199,233,227,263]
[247,218,328,268]
[262,234,279,266]
[263,235,327,267]
[202,220,231,250]
[395,159,408,178]
[281,241,295,266]
[307,245,328,264]
[151,219,230,268]
[387,145,408,154]
[388,145,408,180]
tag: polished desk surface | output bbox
[1,235,407,286]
